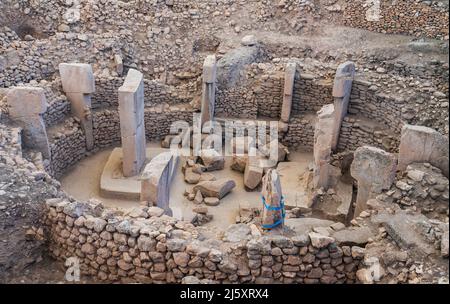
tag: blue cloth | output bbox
[261,195,286,229]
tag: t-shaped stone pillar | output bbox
[59,63,95,151]
[313,104,336,189]
[7,87,51,159]
[118,69,146,177]
[200,55,217,132]
[280,62,297,123]
[351,146,397,217]
[261,169,284,230]
[331,61,355,151]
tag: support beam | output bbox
[331,61,355,151]
[118,69,146,177]
[280,62,297,123]
[7,87,51,159]
[59,63,95,150]
[200,55,217,132]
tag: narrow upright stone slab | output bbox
[313,104,335,189]
[280,62,297,123]
[140,152,175,216]
[200,55,217,131]
[331,61,355,151]
[398,124,449,177]
[59,63,95,150]
[351,146,397,217]
[261,169,284,230]
[7,87,51,159]
[119,69,146,177]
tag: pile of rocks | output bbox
[380,162,449,221]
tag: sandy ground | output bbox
[60,142,313,230]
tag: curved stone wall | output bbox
[45,199,364,284]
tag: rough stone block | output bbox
[59,63,95,93]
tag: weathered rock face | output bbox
[193,179,236,199]
[0,123,59,282]
[398,125,449,178]
[216,45,264,89]
[351,146,397,217]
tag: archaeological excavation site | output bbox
[0,0,449,286]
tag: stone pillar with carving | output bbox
[59,63,95,150]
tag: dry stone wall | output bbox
[47,123,87,178]
[342,0,449,40]
[292,75,334,115]
[45,199,364,284]
[92,77,195,109]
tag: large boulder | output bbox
[193,179,236,199]
[398,125,449,177]
[199,149,225,171]
[244,155,264,190]
[351,146,397,217]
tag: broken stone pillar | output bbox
[59,63,95,150]
[261,169,284,230]
[118,69,146,177]
[140,152,175,216]
[244,148,264,190]
[351,146,397,217]
[331,61,355,151]
[200,55,217,131]
[313,104,336,189]
[280,62,297,123]
[398,124,449,178]
[7,87,51,159]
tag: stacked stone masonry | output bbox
[45,200,364,284]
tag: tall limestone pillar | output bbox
[200,55,217,132]
[313,104,336,189]
[331,61,355,151]
[280,62,297,123]
[7,87,51,159]
[118,69,146,177]
[59,63,95,150]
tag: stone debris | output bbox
[193,178,236,199]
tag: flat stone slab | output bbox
[372,210,436,256]
[100,147,179,200]
[285,218,336,235]
[277,161,313,211]
[332,226,374,246]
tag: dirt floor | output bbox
[60,141,313,231]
